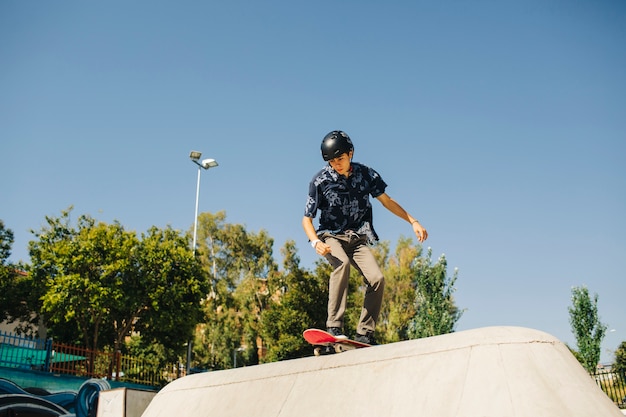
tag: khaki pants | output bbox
[321,232,385,335]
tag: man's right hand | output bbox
[314,240,332,256]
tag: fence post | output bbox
[43,338,53,372]
[115,350,122,381]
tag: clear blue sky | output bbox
[2,1,624,363]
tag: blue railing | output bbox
[1,330,181,388]
[0,331,53,371]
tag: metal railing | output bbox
[594,368,626,409]
[0,331,184,387]
[0,331,51,370]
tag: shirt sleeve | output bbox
[368,166,387,198]
[304,176,319,218]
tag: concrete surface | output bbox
[141,326,623,417]
[97,388,156,417]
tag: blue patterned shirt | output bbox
[304,162,387,244]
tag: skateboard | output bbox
[303,328,370,356]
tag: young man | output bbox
[302,130,428,345]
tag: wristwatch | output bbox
[311,239,321,248]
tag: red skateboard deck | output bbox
[303,329,370,355]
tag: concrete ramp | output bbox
[141,326,622,417]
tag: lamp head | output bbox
[189,151,202,161]
[201,158,218,169]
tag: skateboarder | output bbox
[302,130,428,345]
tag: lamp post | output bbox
[187,150,218,374]
[233,347,245,368]
[189,151,219,255]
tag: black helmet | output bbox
[321,130,354,161]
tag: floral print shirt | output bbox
[304,162,387,244]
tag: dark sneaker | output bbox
[327,327,348,340]
[355,332,377,345]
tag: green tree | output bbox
[30,211,138,350]
[115,226,208,363]
[408,247,463,339]
[28,208,207,364]
[0,220,16,322]
[0,220,12,263]
[568,286,607,374]
[192,211,278,370]
[260,240,328,362]
[0,220,28,327]
[376,238,422,343]
[614,341,626,376]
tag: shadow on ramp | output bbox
[141,326,622,417]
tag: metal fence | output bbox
[594,368,626,409]
[0,330,51,370]
[0,330,184,388]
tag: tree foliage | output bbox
[568,286,607,374]
[0,220,29,327]
[121,226,209,362]
[614,341,626,376]
[0,220,44,335]
[408,247,463,339]
[260,240,328,362]
[0,220,15,321]
[191,211,278,370]
[0,220,13,263]
[27,208,208,363]
[376,238,419,342]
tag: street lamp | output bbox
[186,150,218,376]
[189,150,219,255]
[233,347,245,368]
